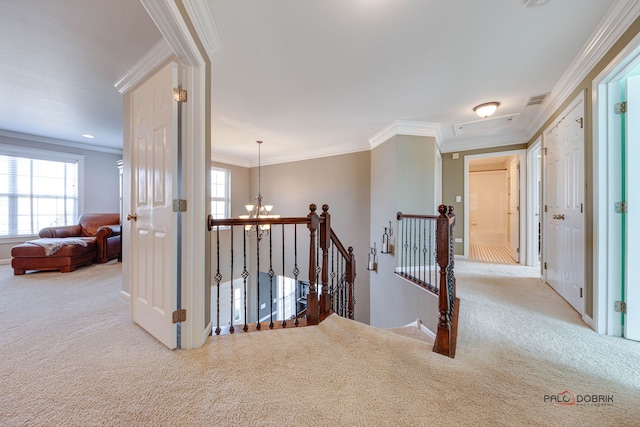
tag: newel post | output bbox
[319,204,331,317]
[346,246,356,319]
[433,204,453,357]
[307,204,320,325]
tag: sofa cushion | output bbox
[78,213,120,237]
[12,238,96,258]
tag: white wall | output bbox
[468,170,508,245]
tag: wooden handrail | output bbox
[207,203,356,333]
[396,204,458,358]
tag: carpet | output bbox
[0,260,639,426]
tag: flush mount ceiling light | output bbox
[473,102,500,118]
[81,134,95,139]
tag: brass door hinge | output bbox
[615,102,627,114]
[173,88,187,103]
[173,199,187,212]
[614,301,627,314]
[576,117,583,128]
[544,262,547,270]
[173,309,186,323]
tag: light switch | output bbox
[456,195,462,203]
[455,238,463,243]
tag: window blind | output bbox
[0,154,78,237]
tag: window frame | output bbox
[210,166,231,222]
[0,143,85,241]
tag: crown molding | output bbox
[260,142,370,166]
[368,120,443,149]
[114,39,173,94]
[439,131,527,154]
[525,0,640,139]
[211,152,251,168]
[182,0,223,57]
[0,129,123,155]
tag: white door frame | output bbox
[119,0,212,348]
[526,136,542,271]
[464,149,527,264]
[593,31,640,336]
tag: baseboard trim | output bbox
[0,259,11,266]
[404,318,436,340]
[582,313,595,330]
[120,290,130,302]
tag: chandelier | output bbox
[239,140,279,239]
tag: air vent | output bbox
[526,93,549,107]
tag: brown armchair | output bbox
[12,213,121,275]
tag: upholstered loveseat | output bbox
[11,213,121,275]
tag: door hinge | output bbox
[173,88,188,103]
[543,147,547,155]
[544,262,547,270]
[615,201,627,214]
[580,203,583,213]
[173,199,187,212]
[614,102,627,114]
[544,205,548,213]
[576,117,584,128]
[580,288,583,298]
[173,309,187,323]
[516,247,520,253]
[614,301,627,314]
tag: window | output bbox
[211,167,230,220]
[0,146,82,238]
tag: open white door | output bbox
[127,62,179,349]
[624,75,640,341]
[508,157,520,262]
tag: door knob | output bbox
[553,214,558,219]
[559,214,565,220]
[127,213,138,221]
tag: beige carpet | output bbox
[1,260,639,426]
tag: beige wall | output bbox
[370,135,440,331]
[442,144,527,256]
[0,135,121,262]
[214,151,372,324]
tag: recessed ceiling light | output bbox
[82,134,95,139]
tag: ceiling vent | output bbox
[522,0,550,7]
[526,93,550,107]
[454,114,519,137]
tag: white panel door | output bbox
[128,62,179,349]
[545,125,562,294]
[560,102,585,314]
[508,157,520,262]
[625,76,640,340]
[544,96,585,314]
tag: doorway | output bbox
[464,150,526,265]
[594,32,640,340]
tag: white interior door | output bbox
[508,157,520,262]
[128,62,179,349]
[545,125,562,294]
[544,94,585,314]
[560,102,585,315]
[625,75,640,340]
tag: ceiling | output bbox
[0,0,627,165]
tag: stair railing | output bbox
[207,203,356,335]
[396,205,458,358]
